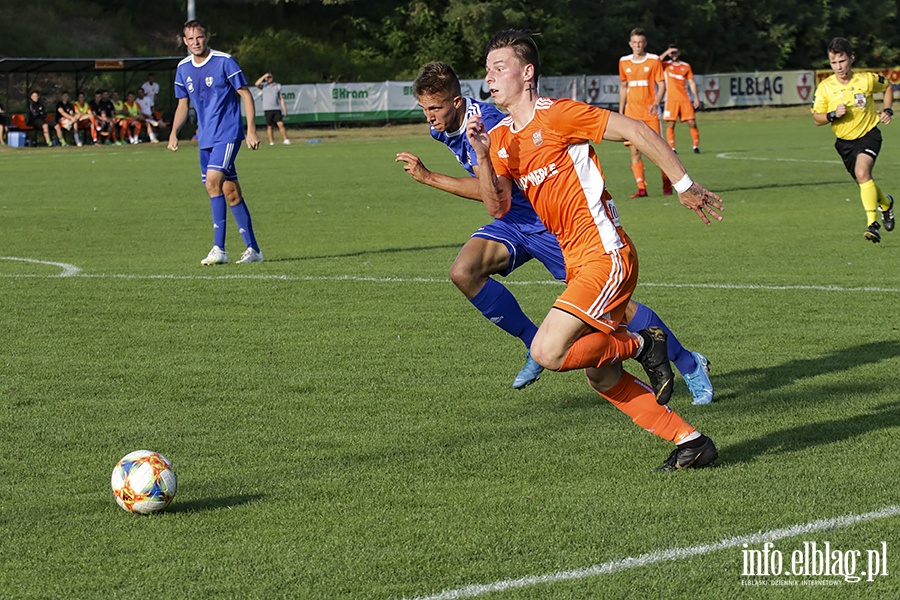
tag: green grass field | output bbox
[1,107,898,599]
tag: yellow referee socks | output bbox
[875,183,892,212]
[859,180,879,225]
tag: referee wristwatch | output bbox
[885,108,894,116]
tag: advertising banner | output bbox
[697,71,816,109]
[584,75,622,107]
[814,67,900,100]
[248,68,898,125]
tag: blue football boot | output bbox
[684,351,714,406]
[513,351,544,390]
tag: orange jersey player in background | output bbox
[619,27,670,198]
[467,29,725,471]
[660,44,701,154]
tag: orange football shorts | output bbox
[552,234,639,333]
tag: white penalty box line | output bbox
[1,257,900,294]
[403,505,900,600]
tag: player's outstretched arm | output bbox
[605,111,723,224]
[677,182,724,225]
[395,151,483,201]
[465,114,512,218]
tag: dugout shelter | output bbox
[0,56,183,114]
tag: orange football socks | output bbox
[600,372,697,443]
[631,162,646,190]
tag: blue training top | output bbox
[431,98,548,233]
[174,50,249,148]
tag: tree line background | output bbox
[3,0,900,83]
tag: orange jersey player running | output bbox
[466,29,724,471]
[619,27,670,198]
[660,44,701,154]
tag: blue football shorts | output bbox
[471,219,567,280]
[199,142,241,184]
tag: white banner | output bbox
[697,71,815,109]
[251,82,403,123]
[247,70,822,124]
[584,75,621,107]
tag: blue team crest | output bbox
[855,93,867,109]
[205,76,214,87]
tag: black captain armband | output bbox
[884,108,894,116]
[826,111,838,123]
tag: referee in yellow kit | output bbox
[813,37,895,243]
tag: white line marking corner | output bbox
[403,505,900,600]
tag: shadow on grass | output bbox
[713,340,900,402]
[268,244,459,262]
[535,340,900,465]
[699,339,900,465]
[167,493,264,514]
[722,401,900,466]
[540,340,900,409]
[715,179,848,193]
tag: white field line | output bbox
[715,152,841,164]
[3,257,897,597]
[0,256,81,277]
[403,505,900,600]
[1,257,899,293]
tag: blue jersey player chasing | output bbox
[168,19,264,266]
[396,62,714,404]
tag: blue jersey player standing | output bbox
[168,19,264,265]
[396,62,714,403]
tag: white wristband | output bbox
[673,174,693,194]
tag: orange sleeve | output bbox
[548,99,611,144]
[653,58,664,83]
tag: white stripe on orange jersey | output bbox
[566,142,623,253]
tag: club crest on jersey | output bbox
[206,76,214,87]
[855,93,867,109]
[532,129,544,147]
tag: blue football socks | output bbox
[627,302,697,376]
[210,194,227,249]
[470,278,539,348]
[229,199,259,252]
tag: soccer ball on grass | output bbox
[111,450,177,514]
